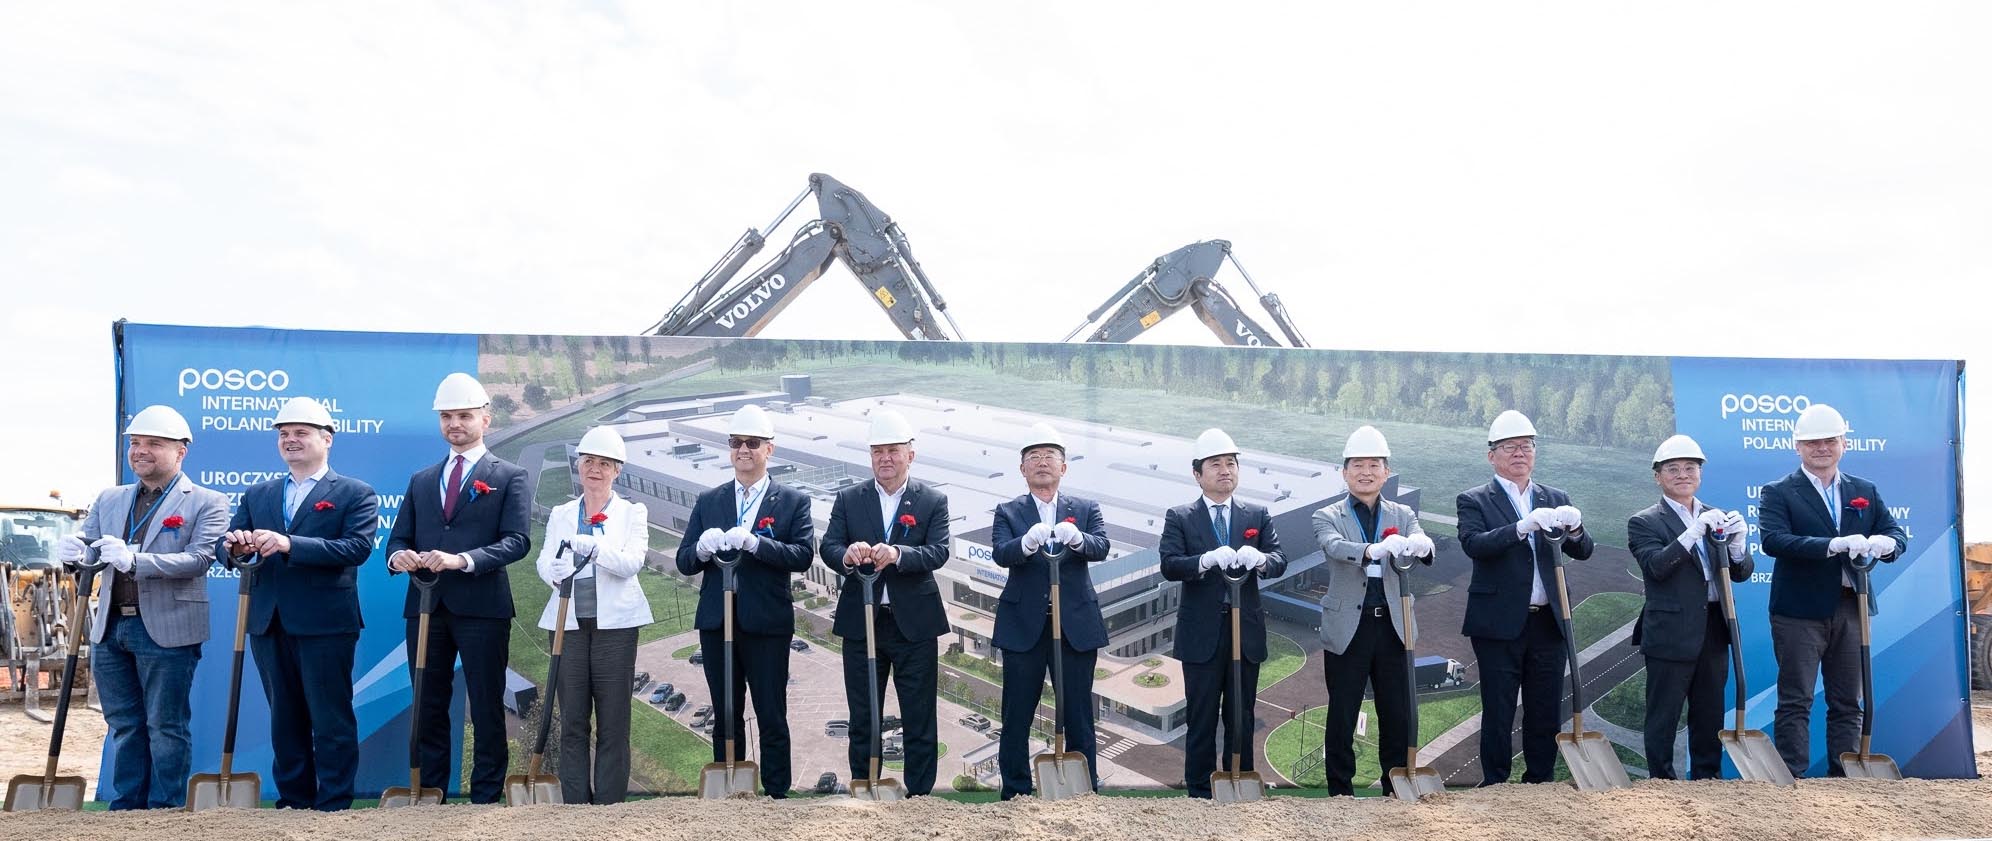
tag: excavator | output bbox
[1062,239,1309,348]
[2,495,89,722]
[647,173,964,341]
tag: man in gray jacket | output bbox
[55,405,229,809]
[1310,426,1434,796]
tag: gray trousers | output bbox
[1770,595,1864,778]
[554,621,638,803]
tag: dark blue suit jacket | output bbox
[674,479,816,637]
[1158,498,1286,664]
[1457,478,1595,641]
[384,453,532,618]
[818,479,951,641]
[1627,499,1754,662]
[990,493,1110,653]
[221,469,378,636]
[1759,469,1906,620]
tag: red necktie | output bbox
[444,455,465,519]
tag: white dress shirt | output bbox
[876,481,907,604]
[1495,475,1549,606]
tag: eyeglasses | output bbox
[1022,452,1064,463]
[727,437,766,450]
[1493,442,1536,455]
[1659,463,1701,477]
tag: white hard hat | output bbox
[728,405,776,439]
[432,372,490,411]
[1487,410,1538,444]
[1793,404,1850,441]
[1193,428,1240,461]
[577,426,627,462]
[125,405,192,442]
[1651,434,1705,468]
[1020,422,1065,455]
[274,396,335,430]
[867,410,915,446]
[1342,425,1391,460]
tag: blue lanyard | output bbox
[577,501,607,534]
[1823,480,1840,530]
[439,453,477,501]
[283,474,310,530]
[124,473,182,545]
[737,482,766,529]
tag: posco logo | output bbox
[1720,392,1810,419]
[179,367,290,396]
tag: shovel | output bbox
[186,550,265,810]
[1386,552,1443,801]
[1712,531,1793,785]
[698,551,759,799]
[1550,557,1632,791]
[1839,553,1902,780]
[4,550,105,811]
[1031,542,1093,799]
[847,563,906,801]
[379,570,444,807]
[506,542,590,805]
[1210,569,1264,802]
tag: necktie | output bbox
[1213,504,1229,546]
[444,455,465,519]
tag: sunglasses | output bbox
[728,437,767,450]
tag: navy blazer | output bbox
[1758,469,1906,620]
[674,478,816,637]
[818,479,952,641]
[1627,500,1754,662]
[384,453,532,619]
[1158,498,1287,665]
[223,470,379,636]
[989,493,1111,653]
[1457,478,1595,641]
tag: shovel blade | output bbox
[1719,729,1795,786]
[3,774,86,812]
[1839,751,1903,780]
[1208,770,1265,803]
[1031,752,1095,800]
[502,773,563,806]
[1387,766,1445,802]
[186,772,261,811]
[377,785,444,808]
[698,761,760,799]
[1557,730,1633,791]
[848,776,906,801]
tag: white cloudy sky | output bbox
[2,3,1985,532]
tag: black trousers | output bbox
[556,621,637,804]
[699,627,795,798]
[997,622,1099,800]
[249,618,359,811]
[1181,611,1261,798]
[1469,608,1566,785]
[1322,607,1411,796]
[406,607,510,803]
[1643,604,1730,780]
[840,606,939,795]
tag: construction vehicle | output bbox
[1966,543,1992,689]
[647,173,963,341]
[2,497,90,722]
[1062,240,1309,347]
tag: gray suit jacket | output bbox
[1311,496,1424,654]
[80,477,229,648]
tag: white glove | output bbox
[92,536,134,573]
[1378,534,1412,558]
[1405,534,1436,558]
[1200,546,1237,571]
[695,528,725,561]
[1022,523,1053,554]
[1554,505,1583,530]
[726,526,758,555]
[55,534,88,564]
[1828,535,1870,557]
[1224,549,1250,570]
[1365,541,1393,561]
[567,534,597,557]
[544,554,576,585]
[1864,535,1897,558]
[1233,545,1264,570]
[1518,508,1557,535]
[1717,510,1746,537]
[1052,520,1084,547]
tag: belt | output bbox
[1527,604,1547,613]
[115,604,140,617]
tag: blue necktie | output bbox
[1214,504,1231,605]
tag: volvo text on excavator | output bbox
[1062,240,1309,347]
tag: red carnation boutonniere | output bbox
[899,513,917,527]
[755,516,776,535]
[160,515,185,533]
[469,480,492,501]
[1063,516,1076,524]
[1849,497,1870,510]
[1382,527,1399,539]
[313,500,335,512]
[587,511,608,533]
[1244,527,1260,540]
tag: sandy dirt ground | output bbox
[1,698,106,799]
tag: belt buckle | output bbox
[1527,604,1543,613]
[1368,605,1387,618]
[117,605,139,617]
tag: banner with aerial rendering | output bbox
[109,323,1969,796]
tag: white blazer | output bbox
[536,494,655,630]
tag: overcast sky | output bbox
[2,3,1985,534]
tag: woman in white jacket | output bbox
[534,425,653,804]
